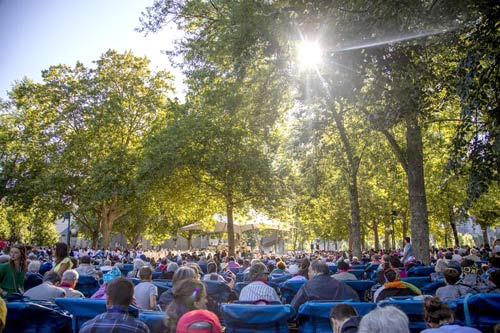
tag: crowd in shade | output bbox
[0,238,499,333]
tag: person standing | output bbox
[0,244,27,298]
[402,237,413,264]
[52,242,73,277]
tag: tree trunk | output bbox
[402,214,408,248]
[330,103,362,258]
[226,197,235,256]
[373,220,380,250]
[384,220,390,251]
[406,115,430,264]
[481,224,489,246]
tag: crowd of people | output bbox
[0,238,499,332]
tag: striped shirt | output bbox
[239,281,281,303]
[79,306,150,333]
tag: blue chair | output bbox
[55,298,139,332]
[454,293,500,332]
[328,265,338,275]
[364,263,380,274]
[221,303,295,333]
[151,280,172,295]
[401,276,430,289]
[230,267,240,275]
[75,275,100,298]
[120,263,134,276]
[24,273,43,291]
[39,262,53,276]
[236,272,247,282]
[128,277,141,285]
[268,274,292,289]
[407,266,434,277]
[138,310,168,333]
[199,263,208,274]
[152,271,163,279]
[234,281,251,294]
[297,301,376,333]
[379,298,426,333]
[348,269,366,280]
[202,280,232,317]
[5,301,72,333]
[279,280,306,304]
[351,264,367,270]
[343,280,375,302]
[420,279,446,295]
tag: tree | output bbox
[2,50,174,248]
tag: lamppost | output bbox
[63,212,71,246]
[391,210,398,250]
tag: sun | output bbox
[297,40,322,70]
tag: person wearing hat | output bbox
[91,266,122,299]
[176,309,222,333]
[80,277,150,333]
[456,259,499,296]
[239,262,280,303]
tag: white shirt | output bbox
[239,281,281,303]
[134,281,158,310]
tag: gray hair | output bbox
[28,260,41,273]
[435,259,448,273]
[358,306,409,333]
[172,266,196,286]
[167,262,179,272]
[132,258,145,270]
[250,262,268,281]
[310,260,330,275]
[44,271,61,284]
[62,269,79,282]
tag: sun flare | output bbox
[297,40,322,70]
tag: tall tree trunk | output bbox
[331,104,362,258]
[226,196,235,256]
[373,220,380,250]
[447,206,460,247]
[481,224,489,245]
[402,214,408,248]
[406,115,430,264]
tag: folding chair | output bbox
[221,303,294,333]
[75,275,100,298]
[454,292,500,332]
[343,280,376,302]
[5,300,72,333]
[407,266,434,277]
[401,276,430,289]
[279,280,306,304]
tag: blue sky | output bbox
[0,0,184,99]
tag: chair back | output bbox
[401,276,430,289]
[202,280,232,317]
[297,301,376,333]
[407,266,434,277]
[234,281,252,294]
[348,269,366,280]
[120,263,134,276]
[75,275,100,298]
[221,303,294,333]
[343,280,375,302]
[453,293,500,332]
[5,300,72,333]
[279,280,306,304]
[54,297,139,332]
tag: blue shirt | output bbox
[79,305,150,333]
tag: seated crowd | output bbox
[0,238,499,333]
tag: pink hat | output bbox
[176,310,222,333]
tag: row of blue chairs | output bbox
[7,294,499,333]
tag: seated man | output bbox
[134,266,158,310]
[332,261,357,281]
[60,269,84,298]
[239,262,280,303]
[330,303,361,333]
[202,262,227,283]
[75,255,101,279]
[291,260,359,312]
[80,277,150,333]
[24,271,66,301]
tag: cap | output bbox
[176,310,222,333]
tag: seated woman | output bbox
[158,266,197,310]
[421,296,481,332]
[375,269,418,302]
[270,260,288,277]
[165,279,207,333]
[431,259,448,282]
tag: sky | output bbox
[0,0,184,99]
